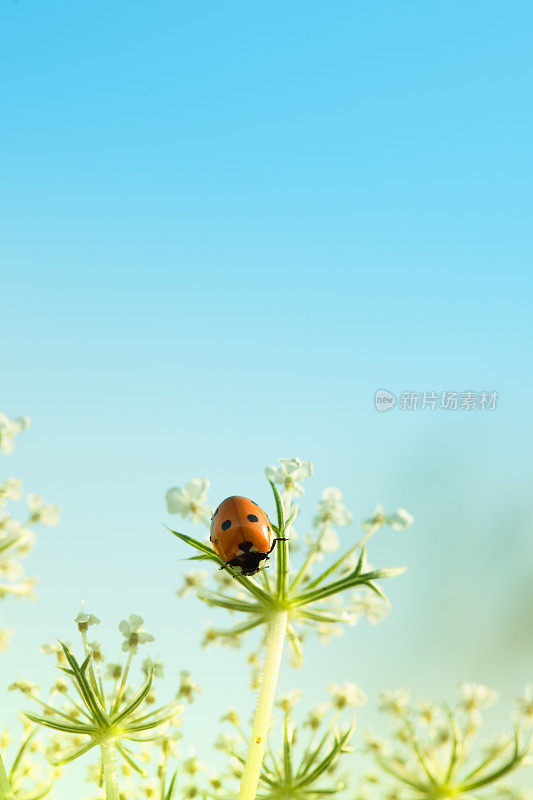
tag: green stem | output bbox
[0,753,14,800]
[101,740,120,800]
[238,610,288,800]
[301,523,381,593]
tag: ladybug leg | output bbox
[267,537,288,555]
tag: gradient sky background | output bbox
[1,1,532,796]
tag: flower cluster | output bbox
[211,683,365,800]
[167,458,413,668]
[360,684,532,800]
[0,413,31,455]
[9,610,192,799]
[0,720,57,799]
[0,412,60,650]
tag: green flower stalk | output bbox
[211,683,365,800]
[0,722,56,800]
[363,684,532,800]
[167,458,412,800]
[11,611,185,800]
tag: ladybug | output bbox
[210,496,277,576]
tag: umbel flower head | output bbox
[11,610,185,789]
[211,683,364,800]
[0,422,60,649]
[167,458,412,667]
[362,683,532,800]
[0,718,57,800]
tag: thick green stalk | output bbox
[101,740,120,800]
[0,753,14,800]
[237,610,288,800]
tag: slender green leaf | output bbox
[0,752,14,800]
[268,480,285,532]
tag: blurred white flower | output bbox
[142,657,164,678]
[361,504,414,534]
[166,478,211,524]
[177,670,201,703]
[493,788,533,800]
[177,569,208,597]
[378,688,410,716]
[182,749,205,776]
[328,682,367,709]
[105,662,123,681]
[317,622,344,644]
[119,614,154,652]
[0,412,31,455]
[26,494,61,526]
[304,701,329,730]
[416,699,442,728]
[350,588,390,625]
[265,457,313,497]
[277,689,303,713]
[516,685,533,727]
[75,607,101,631]
[0,477,23,504]
[8,679,40,696]
[0,624,13,651]
[456,682,499,714]
[313,488,353,529]
[362,730,389,755]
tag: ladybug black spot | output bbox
[221,519,232,531]
[247,514,259,523]
[215,538,219,545]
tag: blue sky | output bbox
[1,1,532,796]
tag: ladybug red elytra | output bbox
[210,496,278,575]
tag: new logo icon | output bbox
[375,389,396,412]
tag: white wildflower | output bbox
[304,701,329,730]
[378,688,410,716]
[177,569,207,597]
[8,679,40,696]
[119,614,154,652]
[456,683,499,714]
[516,685,533,728]
[75,607,101,631]
[361,504,413,534]
[166,478,211,524]
[328,681,367,709]
[0,478,23,503]
[26,494,61,526]
[0,413,31,455]
[265,457,313,497]
[0,626,13,651]
[177,670,200,703]
[277,689,303,713]
[313,487,353,529]
[105,663,123,680]
[350,587,390,625]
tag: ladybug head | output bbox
[226,542,270,576]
